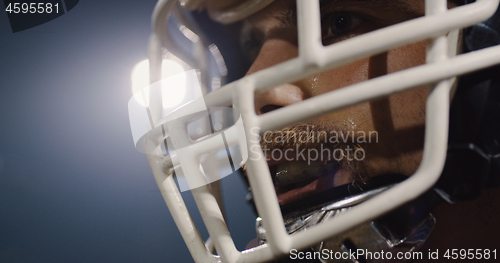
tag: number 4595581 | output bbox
[444,249,496,260]
[6,3,59,14]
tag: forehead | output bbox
[254,0,426,13]
[243,0,426,26]
[317,0,425,11]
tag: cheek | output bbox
[310,60,369,97]
[385,41,428,129]
[388,87,428,130]
[387,41,427,73]
[308,41,427,132]
[306,60,371,130]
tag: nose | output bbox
[248,38,312,115]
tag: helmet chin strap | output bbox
[254,175,439,263]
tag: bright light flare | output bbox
[131,59,187,108]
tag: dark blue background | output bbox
[0,1,255,262]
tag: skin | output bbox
[240,0,500,258]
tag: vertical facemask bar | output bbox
[171,4,210,93]
[146,153,218,263]
[151,4,241,260]
[239,0,327,256]
[169,3,228,221]
[147,1,222,262]
[153,0,196,67]
[150,1,247,261]
[297,0,322,67]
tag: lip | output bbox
[268,159,350,206]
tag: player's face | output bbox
[242,0,435,205]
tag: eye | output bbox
[322,12,364,45]
[240,28,264,63]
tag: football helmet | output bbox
[128,0,500,262]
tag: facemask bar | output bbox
[140,0,500,262]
